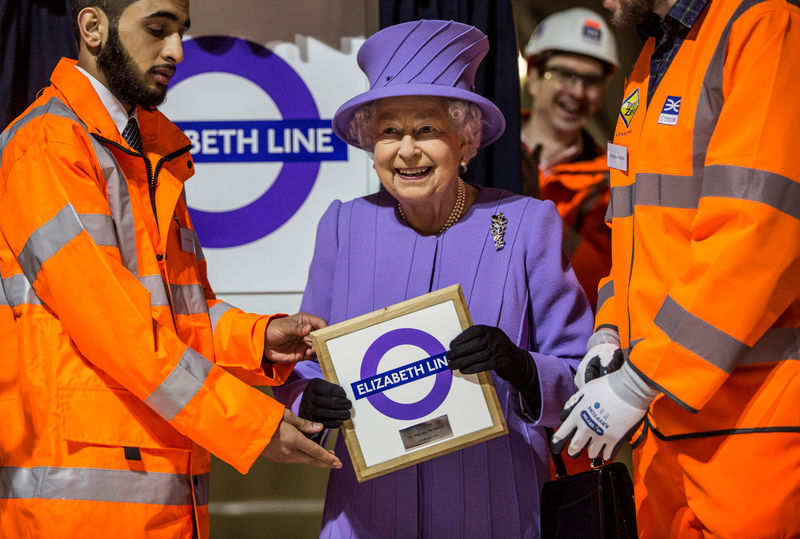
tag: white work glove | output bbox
[552,361,658,461]
[574,327,622,389]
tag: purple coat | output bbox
[274,186,593,538]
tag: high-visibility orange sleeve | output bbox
[0,123,281,473]
[630,5,800,410]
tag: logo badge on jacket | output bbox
[619,88,640,128]
[658,96,681,125]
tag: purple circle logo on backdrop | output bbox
[168,36,320,247]
[360,328,452,421]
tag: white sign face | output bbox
[325,300,494,468]
[311,285,507,482]
[161,34,371,294]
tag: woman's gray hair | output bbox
[347,98,484,169]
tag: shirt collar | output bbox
[74,65,138,136]
[638,0,709,40]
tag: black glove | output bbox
[447,325,537,388]
[298,378,352,429]
[584,347,625,383]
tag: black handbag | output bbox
[540,430,638,538]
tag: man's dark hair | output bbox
[71,0,137,47]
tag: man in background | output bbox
[521,7,618,310]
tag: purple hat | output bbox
[332,20,506,151]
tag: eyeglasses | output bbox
[542,66,605,91]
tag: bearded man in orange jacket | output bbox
[0,0,341,537]
[552,0,800,536]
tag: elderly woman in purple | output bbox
[273,20,593,538]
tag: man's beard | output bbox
[611,0,655,28]
[96,25,168,110]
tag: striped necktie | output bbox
[122,117,143,153]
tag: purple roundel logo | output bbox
[360,328,453,421]
[168,36,346,247]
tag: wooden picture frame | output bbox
[311,284,508,482]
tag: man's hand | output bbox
[260,409,342,468]
[264,313,327,363]
[574,328,622,389]
[299,379,352,428]
[446,325,536,388]
[552,362,657,461]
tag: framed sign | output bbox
[311,284,508,482]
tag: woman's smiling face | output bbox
[371,96,465,210]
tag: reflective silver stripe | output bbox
[607,183,633,221]
[655,295,750,373]
[691,0,788,211]
[170,284,208,316]
[637,173,703,209]
[0,277,7,306]
[694,0,768,172]
[1,97,138,275]
[17,204,83,284]
[89,136,139,275]
[607,0,791,223]
[209,302,235,332]
[0,98,85,155]
[193,473,210,506]
[138,275,170,307]
[2,274,43,307]
[741,327,800,365]
[0,466,192,505]
[78,214,119,248]
[624,331,798,369]
[597,280,614,312]
[193,230,205,262]
[704,165,800,220]
[145,347,213,421]
[607,165,799,220]
[608,173,703,219]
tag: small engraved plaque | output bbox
[399,415,454,451]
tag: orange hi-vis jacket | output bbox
[598,0,800,446]
[542,155,611,312]
[521,134,612,311]
[0,58,293,538]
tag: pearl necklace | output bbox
[397,178,466,235]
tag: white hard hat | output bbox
[524,7,619,70]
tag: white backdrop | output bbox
[161,1,379,315]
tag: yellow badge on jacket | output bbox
[619,88,640,128]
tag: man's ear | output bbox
[76,7,108,51]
